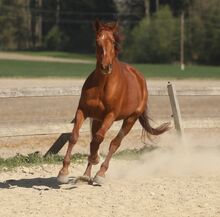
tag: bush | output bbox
[123,6,179,63]
[44,25,65,50]
[188,0,220,65]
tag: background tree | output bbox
[0,0,220,65]
[188,0,220,64]
[42,0,117,52]
[123,6,179,63]
[0,0,30,50]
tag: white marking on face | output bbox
[101,34,105,40]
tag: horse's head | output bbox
[95,20,119,75]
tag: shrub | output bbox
[44,25,65,50]
[123,6,179,63]
[188,0,220,65]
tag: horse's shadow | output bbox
[0,177,76,190]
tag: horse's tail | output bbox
[138,107,170,137]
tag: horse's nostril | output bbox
[100,63,112,74]
[101,64,105,70]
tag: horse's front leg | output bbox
[57,109,85,183]
[88,113,115,165]
[83,120,102,178]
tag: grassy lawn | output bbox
[0,152,87,171]
[133,63,220,79]
[0,59,219,79]
[0,60,95,78]
[0,145,154,170]
[18,51,96,61]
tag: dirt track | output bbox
[0,128,220,217]
[0,78,220,217]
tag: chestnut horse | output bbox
[57,20,170,185]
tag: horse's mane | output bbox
[97,22,123,55]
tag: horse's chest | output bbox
[85,98,105,111]
[81,89,113,118]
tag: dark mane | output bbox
[98,22,123,55]
[113,27,123,55]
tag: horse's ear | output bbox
[94,19,100,32]
[112,21,118,32]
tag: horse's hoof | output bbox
[74,175,92,184]
[57,174,69,184]
[93,175,105,186]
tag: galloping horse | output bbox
[57,20,170,185]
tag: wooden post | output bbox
[180,11,185,70]
[44,119,93,157]
[167,82,184,136]
[36,0,42,47]
[155,0,159,13]
[44,133,70,157]
[56,0,60,25]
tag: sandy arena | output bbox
[0,78,220,217]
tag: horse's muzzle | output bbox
[101,64,112,74]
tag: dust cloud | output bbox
[107,129,220,180]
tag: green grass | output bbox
[133,63,220,79]
[0,152,87,171]
[0,59,219,78]
[0,146,157,170]
[113,145,157,160]
[12,51,96,61]
[0,60,95,78]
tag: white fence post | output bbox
[167,82,184,136]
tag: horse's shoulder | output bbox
[119,62,145,83]
[82,70,96,90]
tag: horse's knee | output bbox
[69,132,78,144]
[88,154,100,165]
[69,137,76,145]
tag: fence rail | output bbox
[1,84,219,155]
[1,86,220,98]
[0,85,220,138]
[1,119,220,138]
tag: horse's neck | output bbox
[93,58,119,92]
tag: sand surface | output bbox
[0,78,220,216]
[1,129,220,217]
[1,167,220,217]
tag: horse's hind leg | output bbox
[57,109,85,183]
[94,116,138,184]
